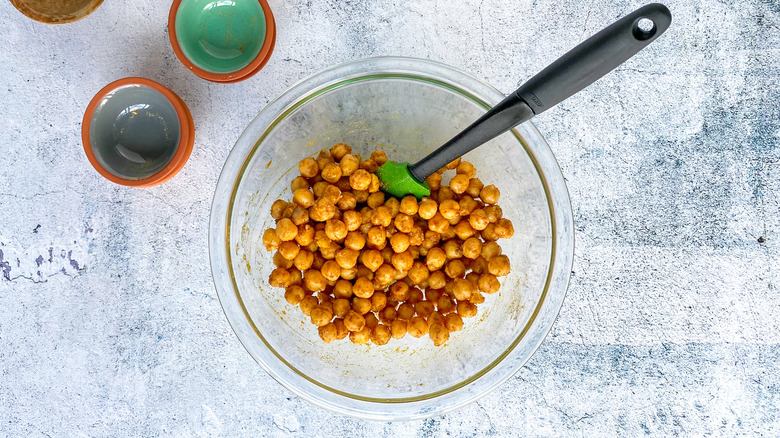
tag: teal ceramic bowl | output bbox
[169,0,276,82]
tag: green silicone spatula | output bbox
[378,3,671,199]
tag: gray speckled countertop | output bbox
[1,0,778,436]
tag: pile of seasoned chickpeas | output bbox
[262,143,514,346]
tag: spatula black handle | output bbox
[408,3,671,181]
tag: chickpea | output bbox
[309,200,336,222]
[312,181,329,198]
[335,191,356,211]
[344,310,366,331]
[391,250,414,273]
[482,223,499,241]
[291,206,310,226]
[466,177,484,198]
[335,212,359,233]
[481,241,502,260]
[317,292,333,306]
[310,305,334,327]
[443,239,463,259]
[449,174,470,195]
[271,200,288,220]
[425,172,442,191]
[364,192,382,210]
[316,149,334,169]
[399,196,419,216]
[456,161,477,179]
[318,323,338,343]
[407,316,429,338]
[425,288,443,303]
[353,189,369,203]
[385,196,401,215]
[334,248,358,270]
[459,196,480,216]
[454,220,476,240]
[428,323,450,346]
[470,290,486,304]
[353,276,375,299]
[426,247,446,271]
[368,150,386,165]
[487,254,511,277]
[360,158,379,173]
[349,169,371,191]
[304,269,328,292]
[407,262,430,285]
[344,231,366,251]
[439,199,460,221]
[457,301,478,318]
[284,285,305,305]
[389,233,411,254]
[324,219,347,242]
[340,154,360,176]
[448,215,462,227]
[390,320,408,339]
[374,264,397,286]
[469,209,490,231]
[408,287,424,304]
[462,237,483,259]
[409,227,424,247]
[476,273,499,294]
[364,312,380,330]
[372,206,392,227]
[273,251,293,269]
[445,259,466,279]
[299,295,318,316]
[334,318,349,339]
[421,230,441,250]
[418,198,438,220]
[281,203,295,219]
[428,311,446,327]
[352,297,372,315]
[368,324,391,345]
[299,157,319,178]
[437,296,456,314]
[494,218,514,239]
[444,313,464,331]
[379,305,397,323]
[440,225,457,241]
[311,251,325,270]
[275,218,298,242]
[330,143,352,160]
[278,241,300,261]
[356,265,374,281]
[371,291,388,312]
[396,303,415,321]
[349,326,371,344]
[415,301,435,319]
[451,278,475,301]
[484,205,502,223]
[389,281,411,302]
[428,212,450,234]
[262,228,281,251]
[480,184,500,204]
[319,241,339,260]
[332,279,353,299]
[295,224,315,246]
[443,157,461,171]
[437,186,457,203]
[269,267,291,288]
[340,265,358,280]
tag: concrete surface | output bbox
[1,0,778,436]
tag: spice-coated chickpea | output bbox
[312,181,329,198]
[334,176,353,193]
[443,157,461,171]
[428,323,450,346]
[389,281,411,302]
[337,192,357,211]
[466,177,484,198]
[299,295,318,316]
[325,219,348,241]
[349,326,371,344]
[488,254,511,277]
[360,158,379,173]
[478,273,501,294]
[390,320,407,338]
[379,306,397,324]
[353,276,375,299]
[462,237,483,259]
[271,200,288,219]
[356,266,374,282]
[370,324,391,345]
[269,267,291,288]
[427,311,445,328]
[364,313,379,330]
[384,197,400,217]
[391,250,414,273]
[278,241,300,260]
[318,323,338,343]
[316,149,334,169]
[374,264,397,286]
[456,161,477,179]
[449,174,470,195]
[318,241,339,260]
[428,212,450,234]
[262,228,281,251]
[399,196,419,216]
[340,154,360,176]
[494,218,514,238]
[469,209,490,231]
[451,278,475,301]
[310,305,333,327]
[484,205,503,223]
[409,227,424,247]
[425,247,446,272]
[407,316,429,338]
[330,143,352,160]
[275,218,298,241]
[390,233,410,253]
[371,206,392,227]
[311,251,325,270]
[448,215,462,227]
[291,206,309,225]
[370,150,388,165]
[470,291,485,304]
[414,301,435,319]
[273,251,294,269]
[459,196,480,216]
[453,220,476,240]
[443,240,463,259]
[321,185,342,205]
[309,200,336,222]
[392,213,413,234]
[425,288,443,304]
[418,198,438,220]
[396,303,415,321]
[288,268,303,286]
[353,189,369,204]
[481,241,502,260]
[340,265,358,280]
[352,297,372,315]
[457,301,478,318]
[437,187,457,203]
[437,296,456,314]
[349,169,371,191]
[343,231,366,251]
[299,157,319,178]
[440,225,457,241]
[335,248,359,270]
[284,285,306,305]
[344,310,366,331]
[365,226,386,250]
[439,199,460,221]
[480,184,500,204]
[425,172,442,191]
[367,191,385,209]
[445,259,466,279]
[481,223,499,241]
[341,210,362,232]
[408,287,424,304]
[407,262,430,285]
[421,230,441,250]
[291,250,313,272]
[294,224,315,246]
[291,176,311,194]
[332,279,353,299]
[444,313,464,331]
[333,318,349,340]
[281,203,296,219]
[303,269,327,292]
[331,298,351,318]
[371,291,388,312]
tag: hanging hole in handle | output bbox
[632,17,657,40]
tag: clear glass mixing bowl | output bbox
[209,57,574,420]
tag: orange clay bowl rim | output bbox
[168,0,276,83]
[81,77,195,188]
[10,0,104,24]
